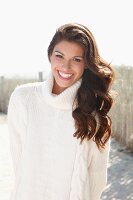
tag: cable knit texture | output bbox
[7,72,110,200]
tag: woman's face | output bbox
[50,40,85,94]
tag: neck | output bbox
[52,79,67,95]
[42,72,82,110]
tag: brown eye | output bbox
[54,51,64,59]
[73,57,82,62]
[56,54,63,58]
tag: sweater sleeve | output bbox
[88,138,110,200]
[7,86,28,177]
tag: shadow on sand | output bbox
[101,138,133,200]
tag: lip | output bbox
[57,70,73,81]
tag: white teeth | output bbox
[58,71,73,78]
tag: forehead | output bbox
[53,40,85,56]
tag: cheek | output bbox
[75,65,85,75]
[51,58,62,68]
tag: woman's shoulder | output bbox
[12,81,44,95]
[9,81,45,104]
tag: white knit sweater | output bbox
[7,72,110,200]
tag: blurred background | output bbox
[0,0,133,199]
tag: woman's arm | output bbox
[7,87,27,177]
[88,138,111,200]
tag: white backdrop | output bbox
[0,0,133,75]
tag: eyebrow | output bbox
[54,50,84,58]
[54,51,64,55]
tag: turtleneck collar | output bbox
[42,72,82,110]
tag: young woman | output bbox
[8,23,115,200]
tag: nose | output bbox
[62,60,71,69]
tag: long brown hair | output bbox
[48,23,115,150]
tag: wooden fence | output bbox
[0,72,44,113]
[110,66,133,150]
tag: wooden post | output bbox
[38,72,43,82]
[0,76,4,112]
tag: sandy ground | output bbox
[0,113,133,200]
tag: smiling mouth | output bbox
[57,70,73,80]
